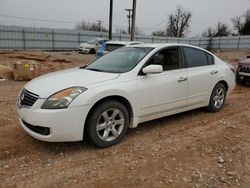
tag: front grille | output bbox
[22,120,50,136]
[20,89,39,107]
[239,65,250,73]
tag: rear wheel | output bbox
[86,100,129,148]
[207,83,227,112]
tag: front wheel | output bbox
[89,49,96,54]
[86,100,129,148]
[206,83,227,112]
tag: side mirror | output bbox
[142,65,163,74]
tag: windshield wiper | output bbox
[79,65,87,69]
[86,68,103,72]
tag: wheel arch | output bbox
[216,80,228,91]
[90,48,96,54]
[83,95,134,140]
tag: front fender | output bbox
[70,81,139,118]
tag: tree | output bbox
[75,20,108,32]
[214,22,231,37]
[152,30,166,37]
[231,9,250,35]
[232,16,244,35]
[135,26,144,35]
[202,22,231,37]
[166,6,192,37]
[202,27,214,37]
[241,9,250,35]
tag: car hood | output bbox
[24,68,119,98]
[79,43,94,48]
[240,58,250,65]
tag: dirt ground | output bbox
[0,50,250,188]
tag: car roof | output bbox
[106,41,143,45]
[126,43,211,52]
[93,38,108,41]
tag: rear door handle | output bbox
[178,77,188,82]
[211,70,218,74]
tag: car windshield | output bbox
[86,47,153,73]
[87,38,99,44]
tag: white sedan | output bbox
[17,44,235,148]
[78,38,108,54]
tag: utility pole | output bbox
[109,0,113,40]
[97,20,103,32]
[125,9,132,34]
[131,0,137,41]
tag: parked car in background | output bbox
[17,43,235,148]
[96,40,143,59]
[78,38,108,54]
[236,56,250,84]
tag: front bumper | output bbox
[236,72,250,81]
[78,47,91,54]
[17,99,92,142]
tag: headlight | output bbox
[41,87,87,109]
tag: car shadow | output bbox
[29,107,209,153]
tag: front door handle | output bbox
[178,77,188,82]
[211,70,218,74]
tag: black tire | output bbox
[86,100,129,148]
[206,83,227,112]
[236,67,245,84]
[89,49,96,54]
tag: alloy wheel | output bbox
[213,87,225,109]
[96,108,125,142]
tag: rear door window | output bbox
[183,47,210,68]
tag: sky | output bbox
[0,0,250,37]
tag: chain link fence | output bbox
[0,25,249,50]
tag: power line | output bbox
[0,13,127,29]
[141,20,167,30]
[0,14,80,24]
[0,13,156,33]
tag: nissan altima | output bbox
[17,44,235,148]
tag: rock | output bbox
[202,120,208,124]
[226,171,237,176]
[205,148,213,154]
[167,179,173,184]
[182,177,188,182]
[231,146,240,153]
[138,177,146,182]
[0,65,13,80]
[219,176,226,183]
[227,125,236,129]
[44,55,51,59]
[4,165,9,168]
[218,156,225,163]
